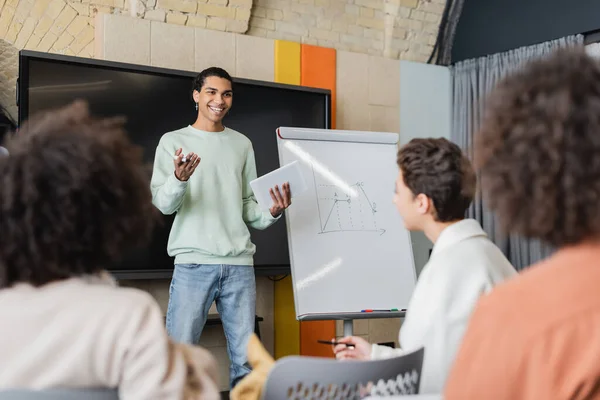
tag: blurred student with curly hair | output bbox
[0,101,219,399]
[445,47,600,399]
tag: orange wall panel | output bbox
[301,44,337,129]
[299,44,337,357]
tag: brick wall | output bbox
[249,0,445,60]
[0,0,445,116]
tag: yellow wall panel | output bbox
[275,40,301,85]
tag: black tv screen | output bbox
[17,51,330,279]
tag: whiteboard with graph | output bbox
[276,127,417,319]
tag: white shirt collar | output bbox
[430,219,487,257]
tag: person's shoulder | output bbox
[85,283,162,318]
[225,127,252,145]
[158,127,190,145]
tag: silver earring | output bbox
[195,102,198,110]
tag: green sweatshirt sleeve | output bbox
[150,139,188,215]
[242,145,280,230]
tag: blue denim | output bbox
[166,264,256,389]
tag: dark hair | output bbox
[397,137,475,222]
[0,101,157,288]
[192,67,233,94]
[476,47,600,247]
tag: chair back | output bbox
[0,388,119,400]
[262,347,425,399]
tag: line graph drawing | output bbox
[312,166,386,235]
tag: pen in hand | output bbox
[317,339,355,348]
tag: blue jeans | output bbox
[166,264,256,389]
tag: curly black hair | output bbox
[0,101,157,288]
[397,137,476,222]
[476,47,600,247]
[191,67,233,97]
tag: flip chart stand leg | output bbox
[343,319,353,336]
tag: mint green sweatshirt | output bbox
[150,125,280,266]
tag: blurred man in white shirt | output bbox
[333,138,517,394]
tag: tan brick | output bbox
[356,16,383,30]
[331,19,347,33]
[314,0,327,6]
[68,23,93,53]
[69,2,90,16]
[52,30,74,49]
[186,14,206,27]
[0,6,16,39]
[228,0,250,7]
[37,31,58,51]
[420,2,445,14]
[24,33,42,49]
[31,0,52,18]
[302,36,317,45]
[397,5,412,18]
[83,40,94,57]
[64,47,75,55]
[354,0,380,10]
[275,20,307,36]
[298,0,313,4]
[309,27,338,42]
[247,26,267,36]
[429,34,437,46]
[290,2,310,14]
[359,6,373,18]
[347,24,362,36]
[420,44,433,56]
[206,16,226,30]
[210,0,228,5]
[90,0,115,6]
[393,26,406,39]
[33,15,53,36]
[50,5,77,36]
[399,0,418,8]
[157,0,196,13]
[345,4,358,15]
[166,11,187,24]
[14,0,32,22]
[363,27,383,41]
[45,0,66,18]
[425,12,440,22]
[265,8,282,20]
[408,19,422,30]
[410,9,425,20]
[13,16,36,49]
[5,20,23,44]
[282,10,299,21]
[66,15,89,36]
[250,16,274,30]
[226,18,247,33]
[235,7,250,21]
[197,3,232,18]
[90,5,112,16]
[144,9,166,21]
[251,6,266,17]
[392,37,409,51]
[266,30,300,42]
[316,18,331,30]
[342,13,356,24]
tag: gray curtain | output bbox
[451,34,584,270]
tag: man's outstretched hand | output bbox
[269,182,291,217]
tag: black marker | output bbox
[317,340,355,348]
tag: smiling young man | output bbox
[150,67,291,389]
[333,138,517,394]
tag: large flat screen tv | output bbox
[17,50,331,279]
